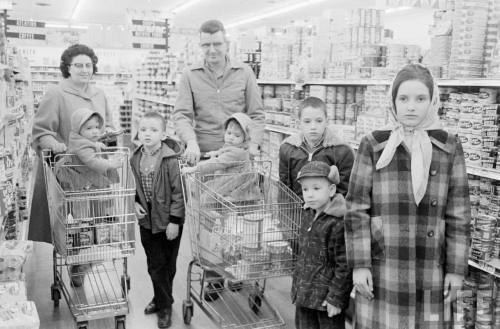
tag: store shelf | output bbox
[468,259,500,278]
[265,124,298,135]
[305,79,391,86]
[466,165,500,180]
[31,79,59,83]
[258,80,295,85]
[134,93,175,106]
[437,79,500,87]
[136,77,171,82]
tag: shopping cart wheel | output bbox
[182,300,193,324]
[50,284,61,307]
[121,275,131,293]
[115,315,126,329]
[248,291,262,314]
[227,279,243,292]
[77,321,88,329]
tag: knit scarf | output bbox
[375,75,442,205]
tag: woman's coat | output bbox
[344,129,471,329]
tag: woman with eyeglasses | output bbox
[29,44,115,284]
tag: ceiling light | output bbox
[71,0,85,20]
[46,22,88,29]
[226,0,328,29]
[35,2,50,6]
[171,0,204,14]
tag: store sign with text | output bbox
[130,18,168,51]
[5,18,47,40]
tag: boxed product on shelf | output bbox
[0,281,26,304]
[0,301,39,329]
[0,240,33,282]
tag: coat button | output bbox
[428,231,434,237]
[430,169,437,176]
[431,199,437,206]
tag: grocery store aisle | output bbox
[25,223,298,329]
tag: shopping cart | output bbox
[180,160,303,328]
[42,148,136,329]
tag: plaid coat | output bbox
[292,194,353,313]
[344,130,471,329]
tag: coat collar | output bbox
[371,129,452,154]
[60,79,99,99]
[190,56,246,71]
[283,126,348,148]
[132,138,182,160]
[304,193,346,218]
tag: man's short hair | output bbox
[199,19,225,35]
[141,112,166,132]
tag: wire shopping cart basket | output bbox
[42,148,136,329]
[180,160,303,328]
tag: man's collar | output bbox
[190,56,245,71]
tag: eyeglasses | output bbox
[200,42,224,49]
[70,63,93,69]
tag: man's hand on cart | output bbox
[322,301,341,317]
[166,223,179,240]
[135,202,146,219]
[183,140,201,165]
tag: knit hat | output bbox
[224,112,253,142]
[297,161,340,185]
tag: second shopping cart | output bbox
[180,160,303,328]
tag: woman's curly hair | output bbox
[60,44,98,78]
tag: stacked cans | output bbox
[348,8,384,47]
[323,85,363,125]
[450,0,491,78]
[494,280,500,328]
[456,276,477,329]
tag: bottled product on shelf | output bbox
[132,51,179,140]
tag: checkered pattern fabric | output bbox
[344,130,471,329]
[140,171,154,202]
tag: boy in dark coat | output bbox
[292,161,352,329]
[279,97,354,198]
[130,112,185,329]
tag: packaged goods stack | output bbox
[355,85,390,141]
[260,28,292,80]
[119,100,133,136]
[132,51,178,141]
[0,47,35,242]
[440,87,499,168]
[0,240,38,329]
[426,9,453,78]
[449,0,490,78]
[484,0,500,78]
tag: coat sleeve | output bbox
[278,143,291,189]
[198,148,248,175]
[167,158,185,224]
[335,145,355,197]
[444,137,471,276]
[326,220,353,309]
[173,70,196,144]
[244,66,265,146]
[32,88,61,150]
[344,136,374,269]
[76,147,114,174]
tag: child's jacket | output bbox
[279,126,354,198]
[291,193,352,311]
[58,108,118,190]
[130,139,185,233]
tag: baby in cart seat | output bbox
[182,113,261,203]
[55,108,123,191]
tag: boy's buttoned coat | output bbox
[345,130,471,329]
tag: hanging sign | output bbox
[6,32,46,40]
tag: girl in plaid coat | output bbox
[344,64,471,329]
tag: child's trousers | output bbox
[295,305,345,329]
[139,225,183,310]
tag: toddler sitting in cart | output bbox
[181,112,261,203]
[55,108,123,191]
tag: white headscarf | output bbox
[375,65,442,205]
